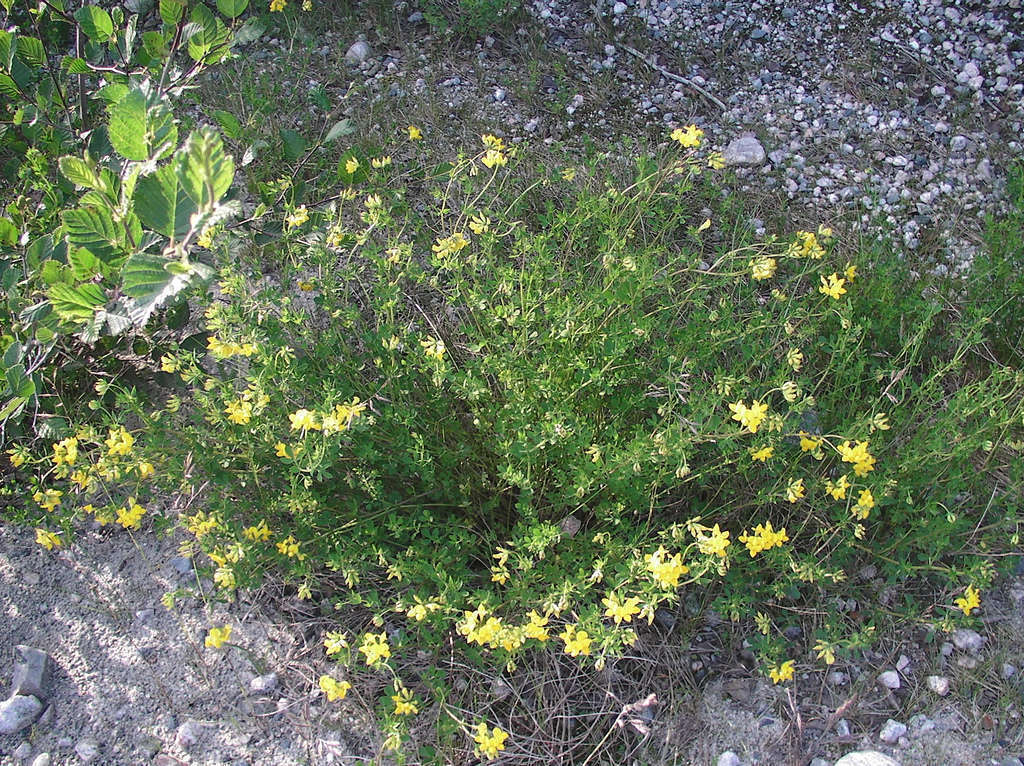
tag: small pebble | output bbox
[926,675,950,696]
[717,752,742,766]
[877,670,900,690]
[879,719,907,744]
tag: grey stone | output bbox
[249,672,279,694]
[926,675,949,696]
[74,739,100,763]
[14,742,32,761]
[810,759,831,766]
[407,11,423,22]
[836,718,851,737]
[30,756,51,766]
[613,1,627,14]
[1002,663,1017,679]
[168,556,192,576]
[879,719,907,744]
[723,136,766,167]
[0,695,42,735]
[718,752,742,766]
[11,645,52,700]
[344,40,372,66]
[835,752,902,766]
[877,670,900,689]
[176,719,202,749]
[139,734,162,758]
[951,628,984,652]
[950,135,969,152]
[493,88,506,102]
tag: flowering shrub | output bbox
[6,121,1023,759]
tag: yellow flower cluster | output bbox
[324,631,349,655]
[819,272,847,300]
[205,624,232,648]
[473,723,509,760]
[391,683,419,715]
[33,488,63,512]
[738,520,789,557]
[431,231,470,262]
[480,134,507,168]
[837,439,876,476]
[243,519,272,541]
[225,398,253,425]
[207,336,257,359]
[768,659,795,684]
[52,437,78,466]
[697,524,731,558]
[420,336,446,360]
[647,546,689,588]
[749,256,777,281]
[786,478,805,503]
[729,399,769,434]
[852,488,875,520]
[670,124,704,148]
[407,125,422,141]
[955,584,981,616]
[105,426,135,456]
[115,499,146,529]
[602,593,641,624]
[559,625,592,657]
[825,474,850,500]
[750,446,774,462]
[285,205,309,229]
[786,228,830,259]
[276,534,303,558]
[35,528,62,550]
[319,675,351,701]
[358,632,391,665]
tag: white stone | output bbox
[13,742,32,762]
[926,675,949,696]
[613,1,627,14]
[877,670,900,689]
[723,136,766,167]
[835,752,901,766]
[249,672,279,694]
[951,628,984,652]
[718,752,742,766]
[176,719,202,749]
[30,755,51,766]
[344,40,372,66]
[879,719,907,744]
[0,695,42,735]
[74,739,99,763]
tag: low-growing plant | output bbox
[11,122,1022,759]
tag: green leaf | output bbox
[108,85,177,161]
[59,156,100,189]
[216,0,249,19]
[0,73,19,100]
[211,109,241,140]
[280,128,307,162]
[121,253,212,326]
[74,6,114,41]
[134,158,193,238]
[0,29,15,70]
[39,260,72,285]
[15,37,45,69]
[232,17,264,45]
[324,119,355,143]
[181,127,234,210]
[141,31,168,60]
[0,397,28,423]
[159,0,185,25]
[35,416,71,440]
[61,56,91,74]
[69,247,102,280]
[48,282,106,323]
[3,363,34,398]
[0,217,16,246]
[62,206,126,263]
[187,3,230,63]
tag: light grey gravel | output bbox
[877,670,901,690]
[879,719,908,744]
[951,628,985,653]
[926,675,950,696]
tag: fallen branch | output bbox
[620,44,728,111]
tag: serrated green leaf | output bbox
[61,56,91,74]
[0,73,19,99]
[69,247,102,280]
[141,31,168,60]
[35,416,70,440]
[324,119,355,143]
[95,82,129,104]
[188,3,230,63]
[59,155,100,189]
[134,158,193,238]
[15,37,45,68]
[0,397,28,423]
[211,109,241,140]
[62,206,126,263]
[280,128,307,162]
[74,6,114,41]
[159,0,185,25]
[216,0,248,19]
[4,363,33,398]
[181,127,234,210]
[121,253,210,326]
[0,30,15,70]
[108,88,148,160]
[48,282,106,323]
[40,260,72,285]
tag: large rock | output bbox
[835,752,902,766]
[11,646,52,701]
[723,136,766,167]
[0,695,43,735]
[344,40,372,66]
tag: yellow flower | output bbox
[358,632,391,665]
[105,426,134,456]
[837,439,876,476]
[749,256,777,281]
[799,432,823,453]
[818,273,847,300]
[750,445,774,462]
[276,535,302,558]
[35,528,63,550]
[522,611,549,641]
[698,524,731,558]
[871,412,891,432]
[786,478,805,503]
[738,520,789,557]
[473,723,509,760]
[319,675,352,702]
[786,347,804,371]
[52,437,78,466]
[324,631,349,655]
[781,381,799,403]
[289,408,321,431]
[269,0,286,10]
[7,447,28,467]
[469,213,491,234]
[136,461,155,479]
[481,149,507,168]
[602,593,642,624]
[225,398,253,425]
[844,262,858,282]
[345,157,359,175]
[955,584,981,616]
[561,167,576,181]
[670,124,704,148]
[481,134,505,150]
[852,488,874,519]
[116,499,146,529]
[33,488,63,512]
[813,640,837,665]
[559,625,592,657]
[648,546,689,588]
[243,520,272,541]
[285,205,309,229]
[214,566,236,589]
[407,125,422,140]
[825,474,850,500]
[729,399,769,434]
[769,659,795,684]
[391,684,419,715]
[302,0,311,8]
[205,625,232,648]
[420,336,446,360]
[787,230,825,259]
[707,152,726,170]
[431,231,470,262]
